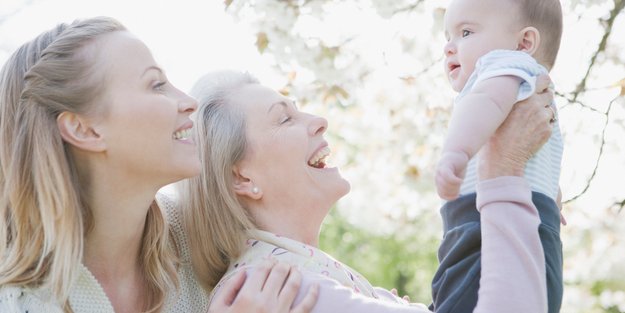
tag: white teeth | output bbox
[308,146,331,167]
[173,129,191,140]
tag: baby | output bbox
[431,0,564,312]
[435,0,563,201]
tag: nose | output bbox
[308,114,327,136]
[178,92,198,113]
[444,41,456,56]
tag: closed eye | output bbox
[280,116,292,124]
[153,81,167,91]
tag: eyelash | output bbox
[153,81,167,91]
[280,116,292,124]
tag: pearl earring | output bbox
[252,186,259,194]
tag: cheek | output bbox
[458,41,484,67]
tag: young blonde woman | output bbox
[180,70,556,312]
[0,17,316,313]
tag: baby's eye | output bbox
[462,30,472,37]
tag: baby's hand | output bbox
[435,151,469,200]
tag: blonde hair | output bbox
[178,71,259,290]
[0,17,178,312]
[515,0,563,70]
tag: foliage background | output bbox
[1,0,624,312]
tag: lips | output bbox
[173,121,194,141]
[447,62,460,78]
[308,146,330,169]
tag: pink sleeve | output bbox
[473,176,548,313]
[294,273,430,313]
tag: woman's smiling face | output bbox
[92,31,200,186]
[233,83,350,210]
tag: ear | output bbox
[232,165,263,200]
[57,112,106,152]
[517,26,540,55]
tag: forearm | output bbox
[473,177,547,313]
[294,272,430,313]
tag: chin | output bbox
[450,80,464,93]
[171,160,202,182]
[335,178,351,199]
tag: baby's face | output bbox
[443,0,523,92]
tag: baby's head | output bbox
[443,0,562,92]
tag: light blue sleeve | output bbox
[473,50,548,102]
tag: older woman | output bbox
[180,70,553,312]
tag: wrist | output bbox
[478,151,526,180]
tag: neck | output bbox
[82,163,162,279]
[249,201,328,247]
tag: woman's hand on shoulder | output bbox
[208,260,319,313]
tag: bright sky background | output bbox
[1,0,624,220]
[0,0,282,91]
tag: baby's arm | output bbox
[435,75,523,200]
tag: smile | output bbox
[173,128,191,140]
[308,146,330,169]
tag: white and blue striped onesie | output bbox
[458,50,563,200]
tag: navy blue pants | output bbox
[430,192,563,313]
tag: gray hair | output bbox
[179,70,261,290]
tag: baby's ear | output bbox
[517,26,540,55]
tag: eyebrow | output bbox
[453,21,478,30]
[141,65,163,78]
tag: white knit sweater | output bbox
[0,193,209,313]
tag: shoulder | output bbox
[476,50,545,75]
[0,286,64,313]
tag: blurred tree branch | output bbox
[392,0,425,15]
[572,0,625,103]
[563,95,619,204]
[613,199,625,214]
[561,0,624,204]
